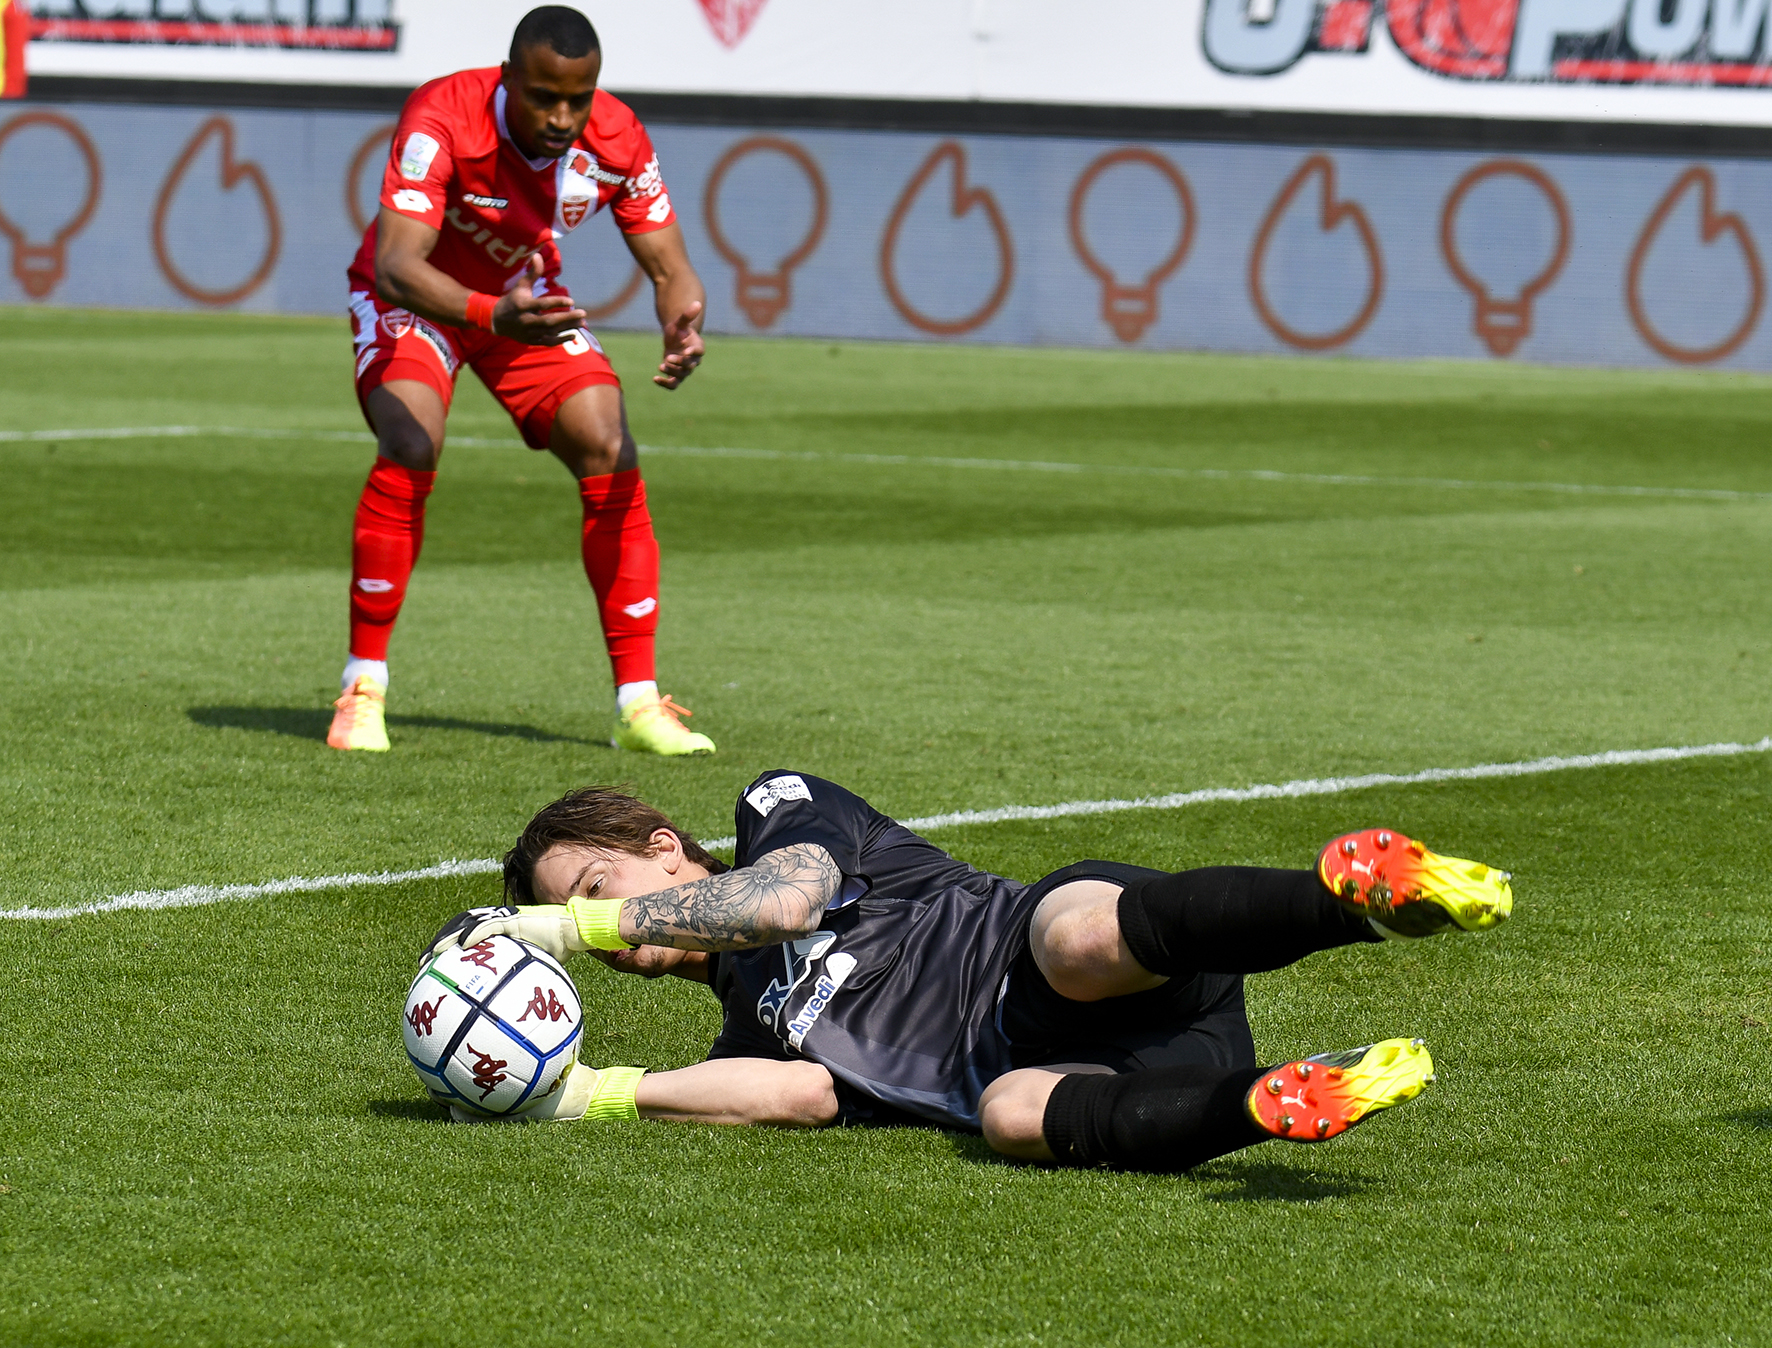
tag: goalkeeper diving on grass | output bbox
[424,771,1513,1171]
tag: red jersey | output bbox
[347,67,674,297]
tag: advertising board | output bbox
[19,0,1772,128]
[3,100,1769,370]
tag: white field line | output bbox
[5,425,1771,504]
[6,736,1767,923]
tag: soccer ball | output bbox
[404,934,584,1117]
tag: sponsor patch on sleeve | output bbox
[399,132,440,181]
[646,193,672,224]
[746,774,812,818]
[392,188,434,215]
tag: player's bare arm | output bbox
[618,843,840,949]
[373,211,586,346]
[438,839,841,958]
[625,223,707,388]
[633,1058,837,1127]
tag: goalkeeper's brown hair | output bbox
[502,786,729,903]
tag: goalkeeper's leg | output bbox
[1029,865,1379,1004]
[980,1037,1435,1170]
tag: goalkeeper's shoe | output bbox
[1318,828,1512,939]
[612,691,714,757]
[1246,1037,1434,1143]
[327,674,389,752]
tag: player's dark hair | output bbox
[502,786,729,903]
[509,6,600,63]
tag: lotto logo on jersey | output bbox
[400,132,440,181]
[392,188,433,215]
[746,774,812,818]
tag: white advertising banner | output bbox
[22,0,1772,128]
[2,101,1768,369]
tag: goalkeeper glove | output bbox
[424,898,632,962]
[448,1060,646,1125]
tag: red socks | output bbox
[578,468,659,687]
[348,457,436,662]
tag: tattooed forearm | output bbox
[620,843,841,951]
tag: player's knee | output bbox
[778,1062,840,1127]
[378,424,441,471]
[979,1074,1053,1161]
[1031,905,1123,1002]
[554,417,625,477]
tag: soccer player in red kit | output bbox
[329,6,714,757]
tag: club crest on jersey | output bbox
[380,309,414,340]
[746,774,811,818]
[558,149,599,230]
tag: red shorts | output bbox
[348,288,620,450]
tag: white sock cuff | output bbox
[615,680,658,713]
[342,657,389,691]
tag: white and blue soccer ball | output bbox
[404,934,583,1117]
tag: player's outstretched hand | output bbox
[655,299,704,389]
[424,903,587,962]
[447,1060,645,1125]
[493,254,588,347]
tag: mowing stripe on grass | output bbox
[5,735,1766,922]
[6,425,1772,504]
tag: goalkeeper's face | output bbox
[531,832,709,977]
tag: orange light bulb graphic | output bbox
[1068,148,1196,343]
[1440,160,1570,358]
[703,136,828,328]
[0,112,102,301]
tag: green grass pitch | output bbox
[4,305,1772,1346]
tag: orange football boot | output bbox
[1246,1038,1435,1143]
[1318,828,1512,938]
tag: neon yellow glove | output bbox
[428,898,632,962]
[448,1061,646,1124]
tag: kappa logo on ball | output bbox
[460,941,500,971]
[465,1044,509,1100]
[406,995,445,1036]
[517,986,575,1024]
[746,773,812,818]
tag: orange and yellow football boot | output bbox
[327,674,389,752]
[1318,828,1512,939]
[1246,1037,1435,1143]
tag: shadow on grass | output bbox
[368,1098,450,1124]
[1189,1159,1372,1203]
[943,1136,1367,1200]
[1721,1108,1772,1130]
[188,705,598,745]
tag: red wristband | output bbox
[464,292,497,332]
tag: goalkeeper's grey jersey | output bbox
[703,770,1039,1131]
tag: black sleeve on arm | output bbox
[732,771,878,876]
